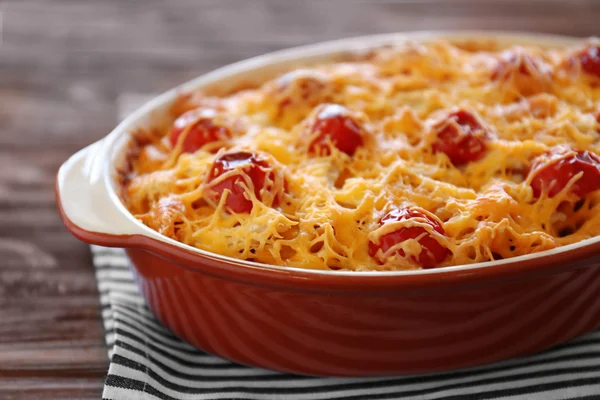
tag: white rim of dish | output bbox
[78,31,600,276]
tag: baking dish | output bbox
[56,31,600,376]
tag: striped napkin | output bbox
[93,245,600,400]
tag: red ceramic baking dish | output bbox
[56,32,600,377]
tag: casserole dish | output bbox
[56,31,600,376]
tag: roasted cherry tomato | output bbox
[530,147,600,198]
[492,51,551,96]
[575,45,600,78]
[206,151,278,213]
[492,51,545,80]
[308,104,364,156]
[368,207,449,269]
[432,110,488,166]
[170,108,230,153]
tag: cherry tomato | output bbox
[530,148,600,198]
[206,151,278,213]
[492,51,546,80]
[575,46,600,78]
[368,208,449,269]
[432,110,488,166]
[308,104,364,156]
[170,108,230,153]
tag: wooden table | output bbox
[1,0,598,398]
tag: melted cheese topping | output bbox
[123,39,600,271]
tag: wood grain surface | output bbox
[1,0,599,398]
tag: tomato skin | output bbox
[530,148,600,199]
[368,208,449,269]
[491,50,551,96]
[170,108,230,153]
[432,110,488,166]
[575,46,600,78]
[308,104,364,156]
[492,51,547,80]
[206,151,277,213]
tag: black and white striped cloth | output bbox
[93,245,600,400]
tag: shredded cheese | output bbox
[123,39,600,271]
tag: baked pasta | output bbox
[123,39,600,271]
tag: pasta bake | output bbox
[122,39,600,271]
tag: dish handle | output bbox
[56,140,144,246]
